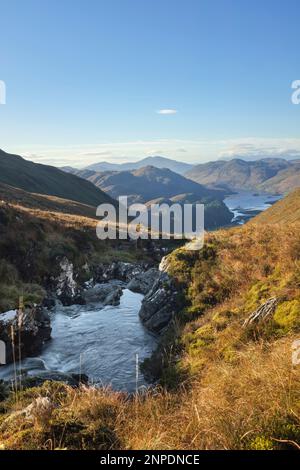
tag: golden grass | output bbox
[251,188,300,225]
[0,333,299,450]
[0,196,299,450]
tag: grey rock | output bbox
[243,297,278,327]
[103,286,123,306]
[127,268,159,295]
[95,261,149,283]
[83,282,123,306]
[139,272,180,333]
[0,306,52,365]
[55,257,85,306]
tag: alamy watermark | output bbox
[96,196,204,250]
[0,80,6,105]
[291,80,300,104]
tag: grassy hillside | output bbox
[257,163,300,194]
[0,192,299,450]
[0,183,98,219]
[0,187,145,312]
[0,149,114,207]
[251,188,300,224]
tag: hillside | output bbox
[63,165,233,229]
[87,166,224,202]
[0,149,114,207]
[258,161,300,194]
[185,158,300,194]
[0,185,148,313]
[66,165,215,202]
[0,191,299,450]
[251,188,300,224]
[84,156,194,175]
[0,183,98,219]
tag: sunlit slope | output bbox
[250,188,300,224]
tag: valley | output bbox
[1,0,299,455]
[0,150,299,450]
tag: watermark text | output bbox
[96,197,205,250]
[291,80,300,104]
[0,80,6,105]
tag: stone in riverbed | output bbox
[83,282,123,306]
[127,268,159,295]
[0,306,52,365]
[102,286,123,306]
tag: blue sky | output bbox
[0,0,300,166]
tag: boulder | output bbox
[103,286,123,306]
[127,268,159,295]
[55,257,85,306]
[83,282,123,306]
[0,306,51,365]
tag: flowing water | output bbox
[224,191,283,224]
[1,193,281,391]
[0,289,158,392]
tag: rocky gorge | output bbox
[0,255,179,391]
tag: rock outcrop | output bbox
[243,297,278,327]
[55,257,84,306]
[94,261,150,283]
[138,269,180,333]
[0,307,51,365]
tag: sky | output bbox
[0,0,300,167]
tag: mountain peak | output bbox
[85,156,194,175]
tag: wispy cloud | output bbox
[9,137,300,168]
[82,151,112,157]
[156,109,178,115]
[219,141,300,161]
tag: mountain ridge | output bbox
[63,165,233,229]
[84,155,194,175]
[0,149,114,207]
[65,165,226,203]
[185,158,300,194]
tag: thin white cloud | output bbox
[9,137,300,167]
[156,109,178,115]
[219,141,300,161]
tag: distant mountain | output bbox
[85,156,194,175]
[220,153,300,162]
[0,149,114,207]
[70,165,224,203]
[257,161,300,194]
[67,165,233,229]
[60,165,78,173]
[185,158,300,194]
